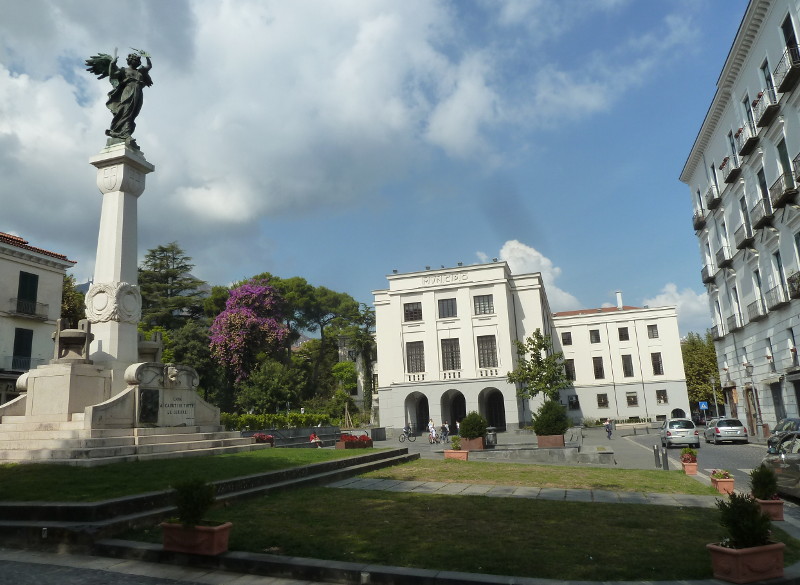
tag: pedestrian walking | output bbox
[604,418,613,439]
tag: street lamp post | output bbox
[743,362,764,438]
[709,375,720,418]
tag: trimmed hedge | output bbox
[221,412,331,431]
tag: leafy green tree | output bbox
[331,361,358,395]
[171,318,225,403]
[138,242,207,329]
[682,330,721,405]
[507,329,571,401]
[60,274,86,326]
[235,358,299,414]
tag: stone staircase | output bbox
[0,413,266,466]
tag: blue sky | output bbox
[0,0,750,335]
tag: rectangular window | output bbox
[626,392,639,407]
[441,338,461,371]
[618,327,629,341]
[622,354,634,377]
[403,302,422,322]
[561,331,572,346]
[473,295,494,315]
[564,358,575,381]
[405,341,425,373]
[656,389,668,404]
[597,393,609,408]
[438,298,457,319]
[12,328,33,370]
[647,324,659,339]
[16,271,39,315]
[592,356,605,379]
[567,395,580,410]
[651,352,664,376]
[476,335,498,368]
[590,329,601,344]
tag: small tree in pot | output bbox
[459,411,488,450]
[750,464,783,520]
[161,478,232,555]
[531,399,570,447]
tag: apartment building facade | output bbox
[0,232,75,404]
[553,300,690,424]
[373,262,553,432]
[680,0,800,435]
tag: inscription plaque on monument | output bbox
[159,389,196,427]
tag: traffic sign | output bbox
[698,401,708,410]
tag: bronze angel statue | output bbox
[85,48,153,147]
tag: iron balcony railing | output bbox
[794,152,800,183]
[721,155,742,184]
[726,314,743,332]
[735,122,759,156]
[715,245,733,269]
[734,222,755,249]
[0,355,45,371]
[753,87,780,127]
[705,184,721,209]
[766,283,790,310]
[701,264,715,284]
[788,271,800,299]
[692,209,706,231]
[774,44,800,93]
[769,171,798,209]
[750,198,774,229]
[711,325,724,340]
[8,298,49,319]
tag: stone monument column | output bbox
[85,143,155,393]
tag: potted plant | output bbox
[161,478,232,555]
[711,469,735,494]
[444,434,469,460]
[707,493,784,583]
[680,447,698,475]
[459,411,488,451]
[532,399,570,448]
[335,432,373,449]
[750,464,783,520]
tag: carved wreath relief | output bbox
[85,282,142,324]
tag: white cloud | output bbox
[483,240,581,312]
[643,283,711,336]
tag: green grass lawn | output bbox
[0,448,360,501]
[362,459,718,494]
[126,485,800,581]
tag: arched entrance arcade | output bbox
[403,391,429,435]
[440,389,466,429]
[479,387,507,431]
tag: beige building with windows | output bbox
[553,299,690,424]
[373,263,690,432]
[680,0,800,435]
[0,232,75,404]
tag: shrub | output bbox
[750,464,778,500]
[172,478,216,527]
[531,400,570,436]
[459,411,488,440]
[716,493,772,548]
[450,435,462,450]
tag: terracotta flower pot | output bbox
[712,477,735,494]
[707,541,784,583]
[682,462,697,475]
[161,521,232,556]
[755,498,784,521]
[335,439,373,449]
[444,449,469,461]
[460,437,484,451]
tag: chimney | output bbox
[616,291,623,310]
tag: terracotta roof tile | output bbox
[0,231,76,263]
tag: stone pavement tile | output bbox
[615,492,650,504]
[437,482,472,495]
[485,485,517,497]
[510,486,541,498]
[412,481,448,493]
[591,490,621,503]
[461,484,493,495]
[384,480,425,492]
[642,493,684,507]
[327,477,360,488]
[563,489,593,502]
[536,488,566,501]
[672,495,718,508]
[346,478,388,490]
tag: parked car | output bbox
[762,431,800,498]
[702,418,748,444]
[659,418,700,449]
[767,418,800,449]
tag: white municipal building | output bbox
[373,262,689,433]
[680,0,800,435]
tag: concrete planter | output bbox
[712,478,735,494]
[460,437,485,451]
[536,435,565,448]
[681,462,697,475]
[707,541,784,583]
[444,450,469,461]
[755,498,784,521]
[161,521,232,556]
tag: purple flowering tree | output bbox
[210,279,289,384]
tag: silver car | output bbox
[703,418,748,444]
[762,431,800,498]
[660,418,700,449]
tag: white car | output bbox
[659,418,700,449]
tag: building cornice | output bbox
[0,243,75,270]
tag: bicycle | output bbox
[428,431,441,444]
[398,429,416,442]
